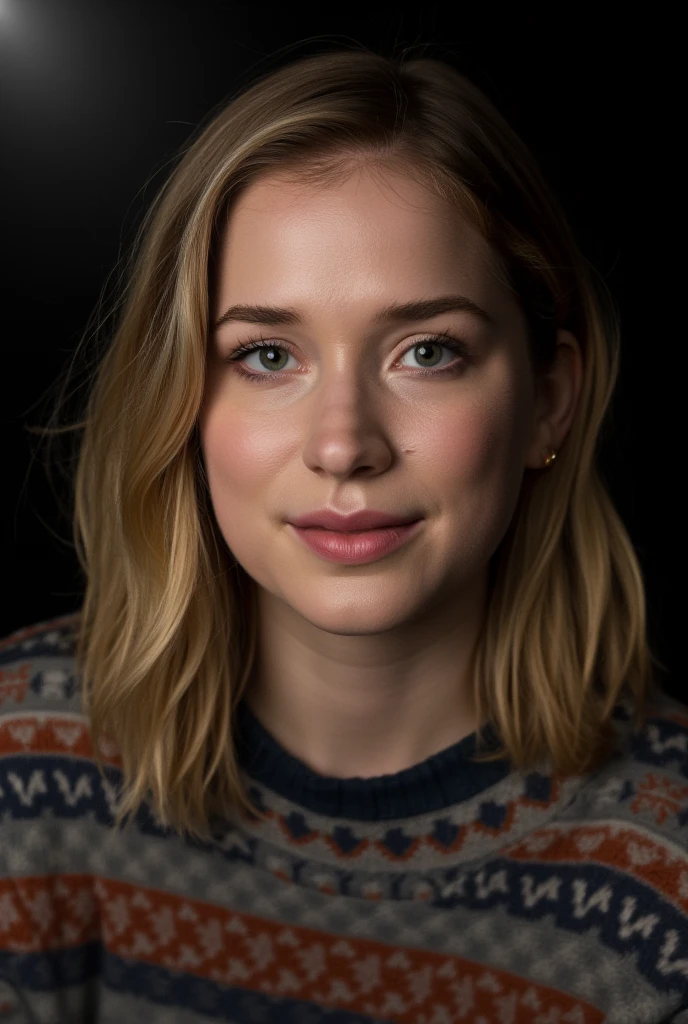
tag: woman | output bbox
[2,45,686,1024]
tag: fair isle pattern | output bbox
[0,615,687,1024]
[1,872,607,1024]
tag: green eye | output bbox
[226,331,470,383]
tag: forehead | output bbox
[212,166,512,324]
[224,166,497,262]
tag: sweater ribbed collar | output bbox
[233,698,512,821]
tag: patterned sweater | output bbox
[1,613,687,1024]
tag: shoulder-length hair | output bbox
[28,45,666,842]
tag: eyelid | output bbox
[225,328,470,365]
[223,333,472,388]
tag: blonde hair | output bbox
[27,43,667,842]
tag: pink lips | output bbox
[288,519,423,565]
[288,508,421,532]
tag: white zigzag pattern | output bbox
[7,769,48,805]
[657,929,688,979]
[618,895,661,939]
[571,879,613,917]
[53,770,93,806]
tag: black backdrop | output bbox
[1,4,679,700]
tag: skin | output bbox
[199,164,583,779]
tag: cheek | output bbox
[415,381,528,491]
[417,379,531,564]
[205,416,266,484]
[199,400,291,532]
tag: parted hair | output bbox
[28,44,666,842]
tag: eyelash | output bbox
[224,329,470,384]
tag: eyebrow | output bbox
[213,294,494,331]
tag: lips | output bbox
[289,517,424,564]
[288,509,422,532]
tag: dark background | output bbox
[1,4,679,697]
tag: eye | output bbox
[398,337,466,371]
[225,330,470,383]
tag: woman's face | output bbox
[199,165,544,636]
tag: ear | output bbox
[525,329,583,469]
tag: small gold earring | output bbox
[543,448,557,468]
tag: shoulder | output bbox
[0,611,87,743]
[573,687,688,822]
[553,687,688,927]
[619,686,688,780]
[0,611,122,824]
[0,611,83,707]
[503,689,688,1009]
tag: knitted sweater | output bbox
[1,614,687,1024]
